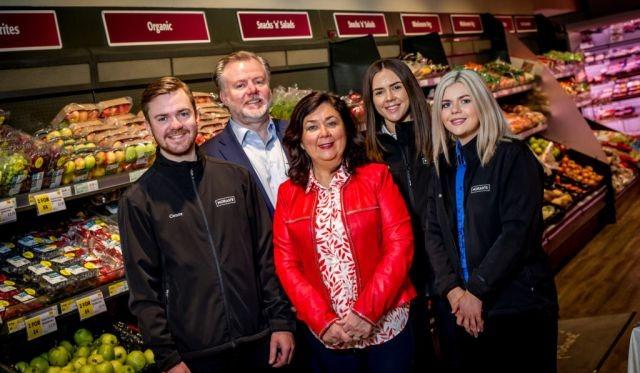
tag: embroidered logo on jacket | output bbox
[169,212,183,219]
[215,196,236,207]
[470,184,491,194]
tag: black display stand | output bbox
[401,33,449,66]
[328,35,381,95]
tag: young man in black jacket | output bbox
[118,77,295,373]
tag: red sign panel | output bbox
[400,14,442,35]
[515,16,537,33]
[237,11,312,41]
[495,16,515,33]
[0,10,61,52]
[333,13,388,37]
[450,14,484,34]
[101,10,210,46]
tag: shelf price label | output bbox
[31,190,66,216]
[108,280,129,297]
[7,317,25,334]
[74,180,99,195]
[129,169,147,183]
[0,198,17,225]
[59,298,77,315]
[25,307,58,341]
[76,290,107,320]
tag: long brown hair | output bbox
[362,58,433,162]
[283,91,369,187]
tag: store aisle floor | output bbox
[556,190,640,373]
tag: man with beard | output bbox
[118,77,296,373]
[202,51,288,216]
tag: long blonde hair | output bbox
[431,69,513,173]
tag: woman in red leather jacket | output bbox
[274,91,416,373]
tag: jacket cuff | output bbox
[317,317,340,339]
[351,308,377,327]
[269,318,297,333]
[440,279,461,300]
[466,273,490,301]
[157,349,182,372]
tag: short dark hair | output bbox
[283,91,369,187]
[362,58,432,162]
[141,76,196,122]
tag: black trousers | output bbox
[436,300,558,373]
[306,322,414,373]
[182,336,273,373]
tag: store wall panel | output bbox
[451,41,474,56]
[473,39,492,53]
[441,41,453,56]
[260,51,287,67]
[286,49,328,66]
[377,45,400,58]
[0,64,90,92]
[97,59,171,83]
[270,68,329,91]
[173,55,224,76]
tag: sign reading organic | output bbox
[0,10,61,52]
[515,16,537,33]
[450,14,484,34]
[400,14,442,35]
[101,10,210,46]
[495,16,515,33]
[333,13,388,37]
[237,11,313,41]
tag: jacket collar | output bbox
[154,147,206,175]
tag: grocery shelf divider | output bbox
[514,123,548,140]
[2,168,148,214]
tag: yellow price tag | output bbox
[77,297,94,320]
[25,317,43,341]
[35,194,53,214]
[7,317,25,334]
[60,298,77,314]
[108,281,128,296]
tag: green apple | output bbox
[72,356,87,369]
[59,340,75,355]
[14,361,28,372]
[110,360,124,373]
[121,366,134,373]
[124,146,137,163]
[112,347,127,364]
[47,367,62,373]
[39,352,49,361]
[98,333,118,346]
[124,351,146,372]
[88,354,104,366]
[60,128,73,138]
[48,346,70,367]
[94,362,114,373]
[24,367,39,373]
[134,144,147,159]
[97,345,115,361]
[30,356,49,372]
[61,363,75,372]
[142,349,154,365]
[144,143,156,156]
[79,365,96,373]
[74,346,91,358]
[74,329,94,347]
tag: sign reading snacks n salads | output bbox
[237,11,313,41]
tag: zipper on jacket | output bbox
[165,288,171,321]
[190,168,236,347]
[399,143,416,209]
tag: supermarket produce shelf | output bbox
[514,123,548,140]
[493,83,534,98]
[553,70,578,80]
[2,169,148,214]
[543,185,607,266]
[615,175,640,219]
[0,277,128,338]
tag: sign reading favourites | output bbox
[0,10,61,52]
[450,14,484,34]
[237,11,313,41]
[333,13,388,37]
[101,10,210,46]
[400,14,442,35]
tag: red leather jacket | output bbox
[274,163,416,337]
